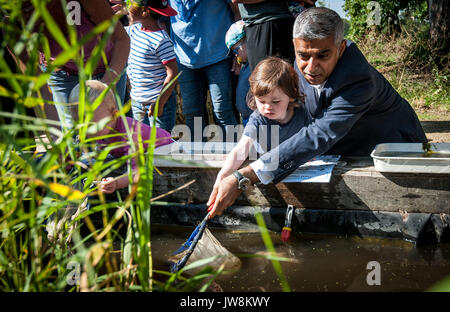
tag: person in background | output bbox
[207,7,427,219]
[208,57,311,208]
[69,80,173,194]
[124,0,179,132]
[231,0,314,70]
[168,0,240,142]
[225,20,253,126]
[24,0,130,129]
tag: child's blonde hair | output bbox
[68,80,117,121]
[247,57,304,110]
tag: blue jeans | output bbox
[178,58,238,141]
[47,69,127,129]
[131,91,177,132]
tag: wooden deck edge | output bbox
[150,204,450,244]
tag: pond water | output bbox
[151,225,450,292]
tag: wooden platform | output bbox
[152,153,450,215]
[147,150,450,242]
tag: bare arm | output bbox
[99,171,138,194]
[229,2,241,21]
[213,135,253,187]
[149,60,178,117]
[207,135,256,215]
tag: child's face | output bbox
[255,87,294,124]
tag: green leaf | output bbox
[428,275,450,292]
[254,209,291,292]
[86,117,112,135]
[180,255,221,272]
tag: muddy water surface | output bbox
[151,225,450,292]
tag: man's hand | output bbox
[207,166,260,219]
[207,174,241,219]
[99,177,117,194]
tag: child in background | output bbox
[225,20,253,126]
[208,57,311,198]
[69,80,173,194]
[125,0,178,132]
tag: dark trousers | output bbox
[245,17,296,70]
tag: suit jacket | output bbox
[258,40,427,184]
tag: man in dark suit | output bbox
[207,7,427,218]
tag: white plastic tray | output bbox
[370,143,450,174]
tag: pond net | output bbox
[168,212,241,275]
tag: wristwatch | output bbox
[232,170,252,191]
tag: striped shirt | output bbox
[125,24,176,104]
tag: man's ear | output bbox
[338,40,347,58]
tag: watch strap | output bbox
[232,170,244,183]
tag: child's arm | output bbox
[214,135,254,189]
[207,135,254,208]
[149,61,178,117]
[99,172,139,194]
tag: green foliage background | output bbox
[343,0,429,39]
[341,0,449,118]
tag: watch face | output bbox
[240,177,251,190]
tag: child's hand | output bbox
[148,102,165,118]
[213,175,225,191]
[99,177,117,194]
[208,174,226,209]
